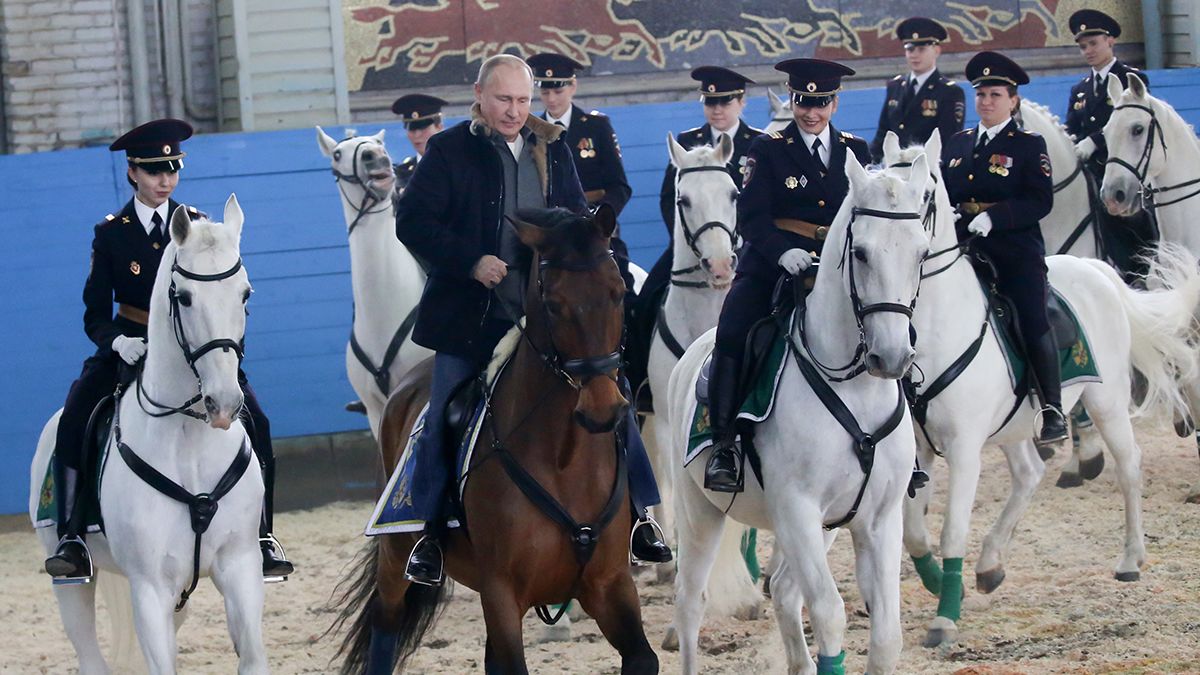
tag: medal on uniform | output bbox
[738,155,748,175]
[988,154,1012,177]
[130,261,141,275]
[921,99,937,117]
[785,176,799,189]
[1074,100,1085,110]
[577,137,595,159]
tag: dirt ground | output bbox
[4,419,1200,674]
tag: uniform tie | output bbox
[554,120,566,128]
[1093,72,1104,98]
[976,131,990,151]
[811,137,825,167]
[151,211,165,248]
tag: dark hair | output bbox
[126,163,175,189]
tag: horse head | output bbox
[316,126,396,212]
[667,133,739,288]
[510,205,628,433]
[1100,74,1161,217]
[836,151,932,379]
[159,194,253,429]
[765,88,792,134]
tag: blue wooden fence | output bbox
[2,69,1197,513]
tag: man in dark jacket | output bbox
[395,54,669,586]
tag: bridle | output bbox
[331,138,393,234]
[1105,101,1200,210]
[136,256,247,421]
[671,164,740,288]
[795,205,923,382]
[887,160,977,281]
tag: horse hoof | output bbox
[976,567,1006,594]
[922,618,958,648]
[1079,453,1105,480]
[1174,417,1194,438]
[1056,471,1084,489]
[1036,443,1056,461]
[1115,570,1141,582]
[661,626,679,652]
[1184,489,1200,505]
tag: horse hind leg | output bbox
[1083,396,1146,580]
[579,570,659,675]
[977,440,1045,595]
[1057,402,1105,488]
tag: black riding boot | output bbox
[260,509,294,580]
[405,528,445,587]
[1028,331,1068,450]
[44,459,93,582]
[630,516,673,565]
[703,352,745,493]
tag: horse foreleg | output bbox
[977,440,1045,594]
[580,571,659,674]
[128,576,181,675]
[1058,415,1105,488]
[52,576,111,675]
[769,499,844,674]
[210,549,268,674]
[671,473,727,674]
[766,557,814,675]
[1086,402,1146,580]
[479,583,528,675]
[851,500,904,675]
[925,439,984,648]
[902,444,940,597]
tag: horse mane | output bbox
[1149,93,1200,145]
[1020,99,1070,137]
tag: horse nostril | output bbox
[204,396,218,415]
[362,151,375,160]
[1114,189,1126,203]
[700,258,711,270]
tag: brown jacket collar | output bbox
[468,103,562,193]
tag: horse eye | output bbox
[177,291,193,307]
[853,248,868,263]
[333,149,342,161]
[677,196,691,209]
[1132,124,1144,137]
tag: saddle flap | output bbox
[695,353,714,405]
[444,376,484,452]
[1047,293,1079,350]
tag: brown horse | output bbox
[330,205,659,674]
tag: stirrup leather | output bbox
[260,535,290,584]
[404,535,445,587]
[49,536,95,586]
[629,515,670,567]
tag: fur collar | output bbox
[468,103,564,145]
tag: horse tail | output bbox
[1086,242,1200,417]
[326,537,447,675]
[703,522,762,618]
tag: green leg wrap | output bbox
[912,552,943,596]
[741,528,761,582]
[816,650,846,675]
[935,558,964,622]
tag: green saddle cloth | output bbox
[993,289,1101,391]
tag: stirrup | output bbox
[404,535,445,587]
[1034,406,1069,446]
[260,535,290,584]
[629,515,670,567]
[49,536,94,586]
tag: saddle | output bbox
[968,250,1078,352]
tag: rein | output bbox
[1106,102,1200,211]
[671,165,740,288]
[332,140,393,234]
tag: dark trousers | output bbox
[714,270,777,360]
[974,236,1051,344]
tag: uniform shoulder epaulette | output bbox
[588,109,607,117]
[104,213,115,222]
[942,77,957,86]
[840,130,854,139]
[400,156,416,166]
[767,130,783,139]
[892,74,905,82]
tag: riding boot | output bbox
[703,352,745,493]
[44,459,93,581]
[1028,331,1068,450]
[405,531,445,587]
[259,509,294,580]
[630,516,672,565]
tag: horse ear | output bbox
[1107,74,1126,104]
[844,151,869,191]
[371,128,386,143]
[507,214,546,249]
[1126,72,1147,100]
[223,193,244,239]
[316,126,338,157]
[667,133,687,168]
[907,152,931,199]
[714,132,734,165]
[170,202,192,247]
[924,128,943,168]
[768,88,785,113]
[882,131,902,166]
[592,203,616,238]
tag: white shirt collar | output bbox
[505,133,525,160]
[909,69,935,90]
[976,117,1012,141]
[1094,58,1118,80]
[711,119,741,146]
[797,125,832,164]
[547,108,571,130]
[133,196,169,235]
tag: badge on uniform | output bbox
[130,261,141,275]
[921,99,938,117]
[1040,153,1052,177]
[577,137,595,159]
[988,154,1012,177]
[1074,100,1086,111]
[738,155,748,175]
[888,98,899,108]
[785,176,799,189]
[954,101,964,124]
[742,156,755,188]
[948,157,961,169]
[121,216,131,224]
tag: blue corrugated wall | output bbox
[3,69,1198,513]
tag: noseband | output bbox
[671,164,741,288]
[331,140,393,234]
[1105,102,1200,210]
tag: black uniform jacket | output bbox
[395,107,587,360]
[659,119,763,234]
[84,198,196,355]
[1064,60,1149,170]
[870,69,965,163]
[737,121,870,280]
[941,121,1054,258]
[545,105,632,216]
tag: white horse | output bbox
[30,195,269,674]
[885,131,1200,648]
[670,154,933,674]
[316,127,430,439]
[765,89,792,134]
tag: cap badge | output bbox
[1080,24,1087,31]
[130,261,141,276]
[806,82,817,92]
[912,32,919,39]
[411,111,419,119]
[545,69,553,76]
[707,84,715,92]
[982,67,991,76]
[162,144,171,154]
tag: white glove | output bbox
[1074,137,1096,161]
[112,335,147,365]
[778,248,814,275]
[968,212,993,237]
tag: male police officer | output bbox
[1064,9,1154,280]
[45,120,292,582]
[392,93,447,193]
[869,17,965,164]
[705,59,871,492]
[628,66,763,404]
